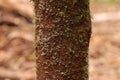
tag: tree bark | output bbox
[34,0,91,80]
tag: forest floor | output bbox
[0,0,120,80]
[90,0,120,80]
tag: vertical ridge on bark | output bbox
[34,0,91,80]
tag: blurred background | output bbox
[0,0,120,80]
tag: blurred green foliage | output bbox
[95,0,117,4]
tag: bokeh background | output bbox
[0,0,120,80]
[90,0,120,80]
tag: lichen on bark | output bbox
[34,0,91,80]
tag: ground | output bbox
[0,0,120,80]
[90,0,120,80]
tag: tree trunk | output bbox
[34,0,91,80]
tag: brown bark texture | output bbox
[34,0,91,80]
